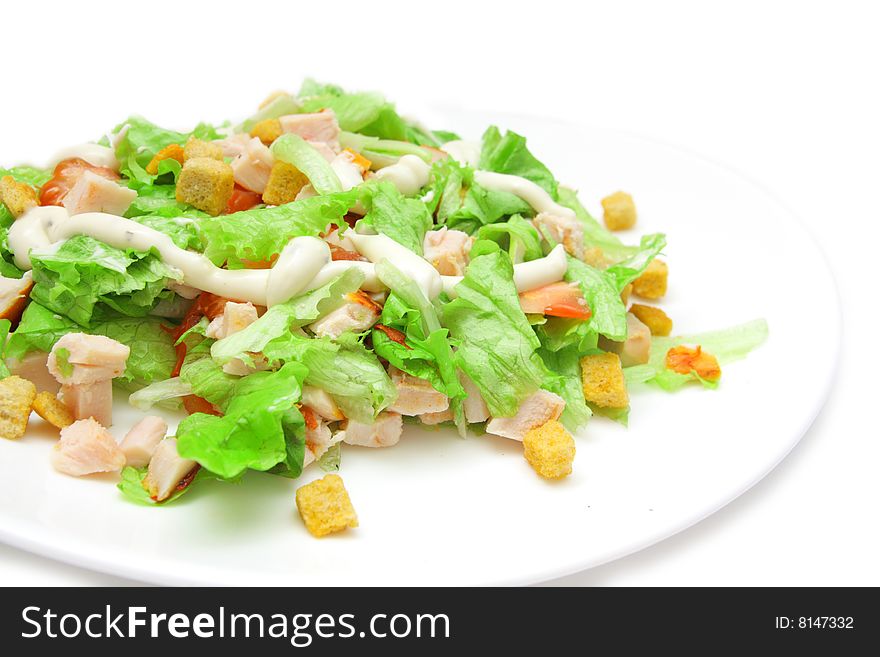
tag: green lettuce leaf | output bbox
[359,181,433,255]
[124,183,207,222]
[211,268,365,366]
[477,214,543,262]
[130,214,203,250]
[200,190,358,266]
[112,116,222,186]
[176,362,308,479]
[29,235,181,326]
[625,319,769,391]
[0,319,11,378]
[117,465,218,506]
[6,302,177,387]
[262,333,396,424]
[271,134,343,195]
[441,250,547,417]
[556,187,640,262]
[479,126,558,198]
[538,346,592,431]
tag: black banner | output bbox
[0,587,875,653]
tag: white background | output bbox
[0,0,876,585]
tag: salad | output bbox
[0,80,767,537]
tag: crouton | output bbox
[485,389,566,441]
[620,283,633,306]
[175,157,234,216]
[145,143,185,175]
[523,420,576,479]
[580,352,628,408]
[32,391,74,429]
[51,418,126,476]
[0,375,37,440]
[630,304,673,336]
[183,136,223,162]
[601,191,637,231]
[295,474,358,538]
[632,259,668,299]
[0,175,38,218]
[262,161,309,205]
[583,246,609,269]
[666,345,721,381]
[250,118,283,145]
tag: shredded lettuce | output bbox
[200,190,358,266]
[477,214,543,262]
[0,319,11,378]
[128,377,191,411]
[176,362,308,480]
[625,319,769,391]
[539,346,592,431]
[28,235,181,326]
[479,126,558,198]
[6,302,177,387]
[112,116,222,187]
[441,250,547,417]
[211,268,365,366]
[360,181,433,255]
[271,134,342,195]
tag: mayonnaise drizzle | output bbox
[47,143,118,170]
[373,154,431,196]
[440,140,481,168]
[9,206,330,307]
[347,232,442,299]
[440,244,568,298]
[473,170,576,220]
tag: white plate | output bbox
[0,112,839,586]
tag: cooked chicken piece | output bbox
[7,350,59,393]
[423,227,473,276]
[215,133,253,158]
[48,333,130,374]
[0,271,33,325]
[51,418,126,476]
[485,389,566,441]
[143,438,198,502]
[205,301,259,340]
[387,366,449,416]
[120,416,168,468]
[533,211,585,260]
[329,151,364,191]
[60,380,114,427]
[309,294,380,338]
[419,408,454,425]
[599,312,652,367]
[278,111,340,146]
[460,372,490,423]
[341,412,403,448]
[61,170,137,216]
[301,385,345,421]
[230,137,274,194]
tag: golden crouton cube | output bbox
[601,191,637,231]
[0,176,38,218]
[32,391,74,429]
[295,474,359,538]
[629,304,673,336]
[0,375,37,440]
[175,157,234,216]
[666,345,721,381]
[250,118,283,145]
[183,137,223,162]
[523,420,576,479]
[582,246,609,269]
[262,161,309,206]
[632,259,668,299]
[620,282,633,306]
[580,352,629,408]
[145,144,185,175]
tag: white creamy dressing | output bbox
[473,171,577,220]
[8,165,571,308]
[440,140,481,168]
[440,244,568,297]
[47,143,118,170]
[373,154,431,196]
